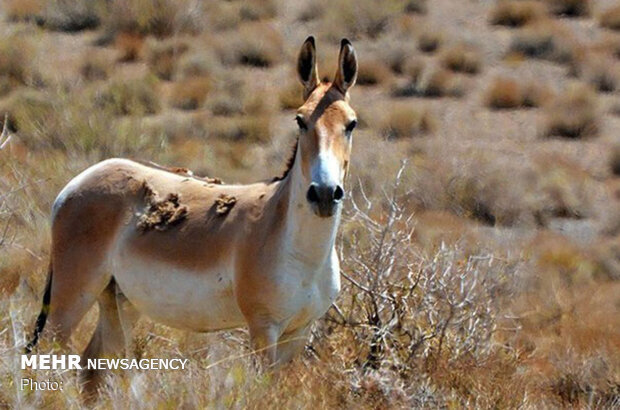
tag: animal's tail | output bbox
[25,263,53,354]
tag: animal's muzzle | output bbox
[306,183,344,217]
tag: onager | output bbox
[26,37,358,389]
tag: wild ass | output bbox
[26,37,358,386]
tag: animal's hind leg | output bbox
[80,280,126,397]
[115,285,141,356]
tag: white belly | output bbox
[112,255,245,332]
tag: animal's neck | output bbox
[280,147,340,268]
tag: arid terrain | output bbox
[0,0,619,408]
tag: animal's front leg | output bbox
[276,325,310,365]
[248,321,281,367]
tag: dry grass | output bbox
[489,1,547,27]
[4,0,43,23]
[39,0,101,32]
[544,0,591,18]
[0,35,36,96]
[356,59,392,86]
[600,5,620,31]
[115,32,144,62]
[322,0,402,41]
[79,51,113,82]
[574,55,619,93]
[278,81,303,110]
[379,104,437,138]
[404,0,427,15]
[611,145,620,176]
[95,75,161,116]
[169,76,210,110]
[542,83,599,139]
[509,20,580,64]
[217,24,283,68]
[420,68,466,98]
[418,31,444,53]
[440,44,482,74]
[485,77,551,109]
[146,39,189,81]
[239,0,277,22]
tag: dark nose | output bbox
[306,183,344,217]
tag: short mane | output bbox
[271,136,299,183]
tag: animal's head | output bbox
[295,36,358,218]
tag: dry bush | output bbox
[79,51,113,82]
[115,32,144,62]
[169,76,210,110]
[278,81,303,110]
[39,0,102,32]
[322,0,402,41]
[176,51,221,80]
[0,35,36,97]
[574,55,619,93]
[356,59,392,86]
[509,20,579,64]
[418,31,443,53]
[239,0,277,22]
[379,104,436,139]
[543,0,591,18]
[600,6,620,31]
[146,39,189,81]
[542,83,599,139]
[95,75,161,116]
[420,68,466,98]
[440,44,482,75]
[216,24,283,68]
[611,145,620,176]
[4,0,43,23]
[390,59,425,97]
[489,1,547,27]
[297,2,325,22]
[485,77,551,109]
[103,0,204,39]
[404,0,427,14]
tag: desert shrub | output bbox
[440,44,482,74]
[169,76,210,110]
[490,1,547,27]
[4,0,43,23]
[103,0,204,39]
[485,77,551,109]
[600,6,620,31]
[379,104,436,139]
[239,0,277,21]
[356,59,392,86]
[420,69,465,98]
[390,59,425,97]
[323,0,402,41]
[79,51,112,81]
[115,32,144,62]
[544,0,591,18]
[611,145,620,176]
[577,56,619,92]
[95,75,161,116]
[176,51,220,80]
[217,24,283,68]
[542,83,598,139]
[278,81,303,110]
[298,2,325,22]
[39,0,102,32]
[0,35,35,96]
[146,39,189,80]
[509,21,579,64]
[418,31,443,53]
[404,0,427,14]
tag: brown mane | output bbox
[271,136,299,183]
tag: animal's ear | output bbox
[297,36,320,98]
[333,39,358,94]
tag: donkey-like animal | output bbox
[26,37,358,388]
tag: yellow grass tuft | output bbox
[169,76,210,110]
[600,6,620,31]
[542,83,599,139]
[418,31,444,53]
[543,0,591,18]
[146,39,189,81]
[379,104,437,139]
[95,74,161,116]
[440,44,482,74]
[485,77,552,109]
[509,20,580,64]
[490,1,547,27]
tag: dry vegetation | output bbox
[0,0,619,408]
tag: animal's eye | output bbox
[345,120,357,134]
[295,116,307,131]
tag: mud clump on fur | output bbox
[136,182,189,231]
[215,194,236,216]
